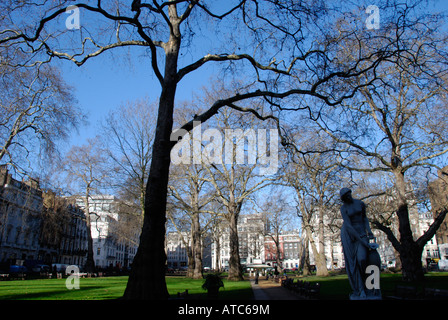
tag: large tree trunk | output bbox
[316,206,329,276]
[299,232,311,276]
[396,203,425,281]
[214,237,221,272]
[304,220,328,277]
[84,222,95,273]
[275,235,282,269]
[186,246,195,278]
[122,87,174,299]
[123,25,180,298]
[393,170,425,281]
[192,213,203,279]
[308,230,328,276]
[228,209,243,281]
[83,192,95,273]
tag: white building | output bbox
[0,167,42,264]
[76,195,139,269]
[417,212,440,264]
[165,231,212,271]
[211,214,265,270]
[166,231,189,270]
[306,207,345,270]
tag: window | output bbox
[5,226,12,243]
[15,227,21,243]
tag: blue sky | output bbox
[24,0,447,220]
[57,1,233,153]
[57,0,448,153]
[59,47,216,153]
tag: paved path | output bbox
[250,278,303,300]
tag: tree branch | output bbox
[416,208,448,249]
[372,221,402,252]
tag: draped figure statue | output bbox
[340,188,382,300]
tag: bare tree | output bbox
[101,97,156,219]
[61,137,109,272]
[208,201,227,272]
[200,108,277,280]
[286,156,343,276]
[0,0,422,298]
[261,192,295,269]
[314,9,448,280]
[0,60,84,175]
[168,163,215,279]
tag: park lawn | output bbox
[166,276,253,299]
[0,276,253,300]
[3,272,447,300]
[0,276,128,300]
[301,271,448,299]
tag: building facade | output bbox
[165,231,212,271]
[0,168,89,270]
[39,192,89,267]
[0,167,140,272]
[265,232,301,269]
[428,166,448,270]
[166,231,189,270]
[0,167,42,265]
[75,195,139,269]
[211,214,266,271]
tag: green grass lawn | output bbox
[1,272,447,300]
[0,276,127,300]
[0,276,253,300]
[300,271,448,299]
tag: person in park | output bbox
[340,188,382,300]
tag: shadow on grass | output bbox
[0,285,106,300]
[167,277,254,300]
[170,286,254,300]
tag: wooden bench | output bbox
[9,273,26,280]
[177,289,189,299]
[0,274,9,281]
[387,285,419,300]
[307,283,321,299]
[281,278,320,299]
[424,288,448,300]
[281,278,294,289]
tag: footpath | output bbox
[250,278,304,300]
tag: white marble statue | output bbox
[340,188,382,300]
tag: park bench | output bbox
[0,274,9,280]
[177,289,189,299]
[9,273,26,280]
[424,288,448,300]
[307,283,321,299]
[281,278,320,299]
[293,279,304,294]
[387,285,419,300]
[281,278,294,289]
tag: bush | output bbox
[202,274,224,298]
